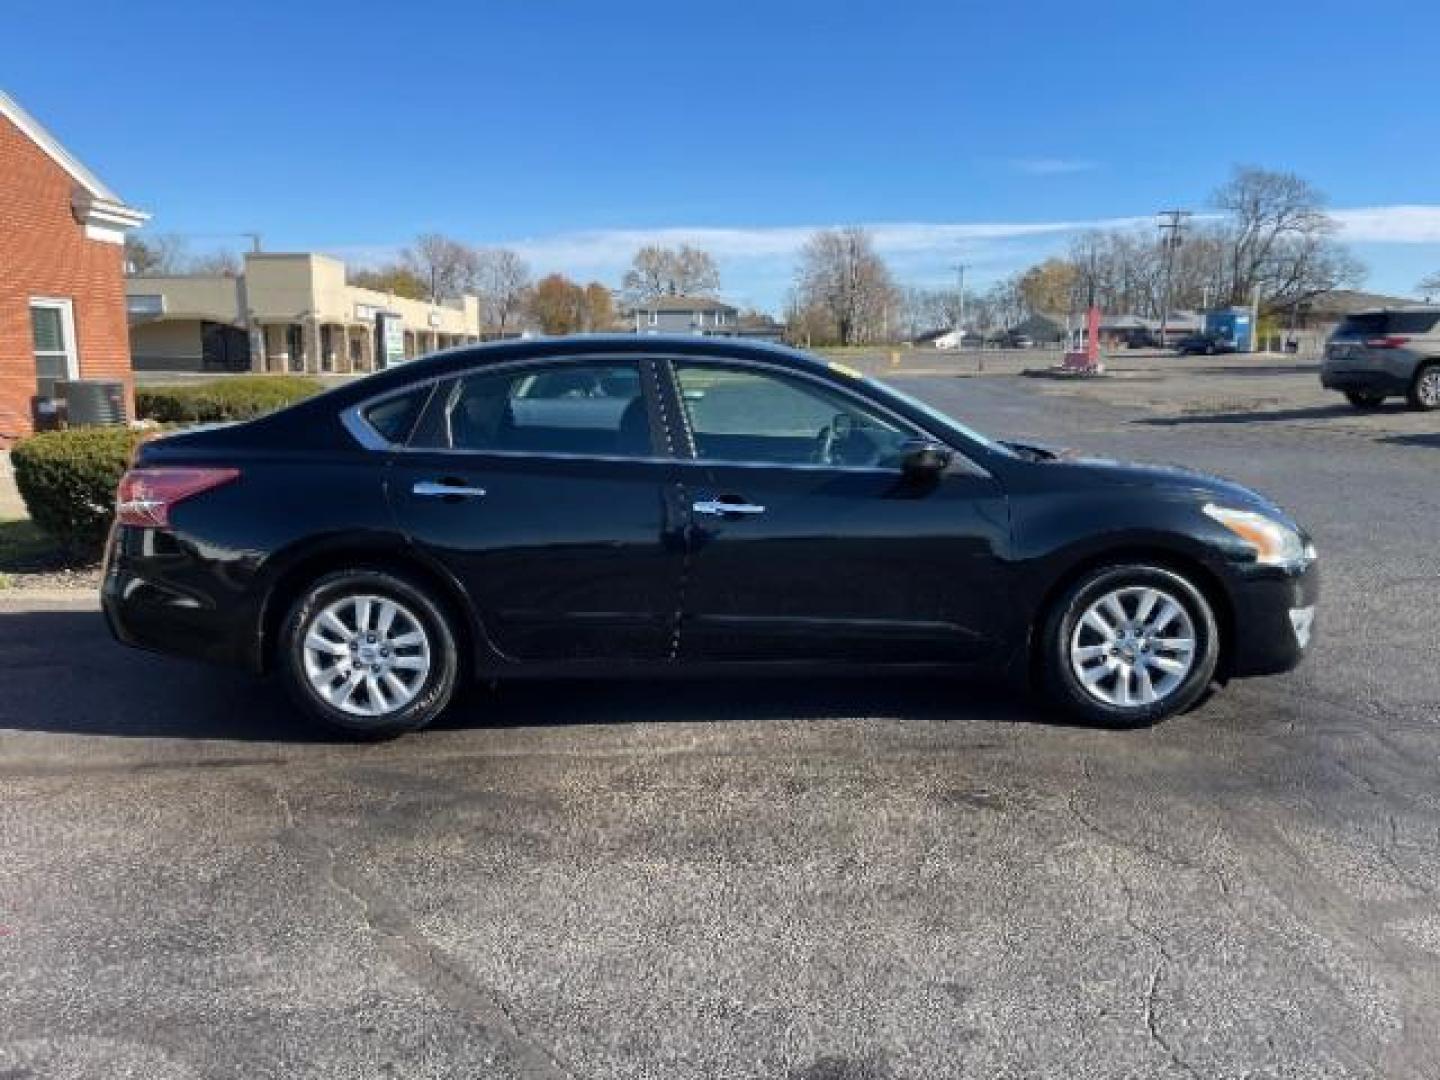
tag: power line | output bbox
[1157,209,1191,346]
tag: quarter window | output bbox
[364,386,432,444]
[421,362,653,457]
[30,298,77,399]
[674,362,916,468]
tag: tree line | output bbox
[126,164,1394,346]
[788,166,1374,346]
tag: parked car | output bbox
[1124,329,1161,349]
[994,330,1035,349]
[1320,307,1440,411]
[103,336,1318,737]
[1175,333,1237,356]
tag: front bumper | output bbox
[1321,368,1410,396]
[1225,555,1319,678]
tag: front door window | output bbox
[673,362,915,468]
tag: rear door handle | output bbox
[693,499,766,517]
[413,480,487,499]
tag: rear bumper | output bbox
[1225,557,1319,678]
[1321,368,1409,395]
[101,526,264,672]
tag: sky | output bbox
[6,0,1440,313]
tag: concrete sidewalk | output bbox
[1,450,26,519]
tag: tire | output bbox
[1407,363,1440,411]
[279,569,460,738]
[1040,564,1221,728]
[1344,389,1386,409]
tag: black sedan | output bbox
[103,336,1318,736]
[1175,333,1238,356]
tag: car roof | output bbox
[328,333,833,402]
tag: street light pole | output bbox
[953,263,967,350]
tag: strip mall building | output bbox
[126,253,484,374]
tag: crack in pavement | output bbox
[267,780,574,1080]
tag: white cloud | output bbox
[1331,205,1440,244]
[502,217,1151,272]
[326,204,1440,312]
[1006,157,1099,176]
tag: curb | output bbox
[0,590,99,607]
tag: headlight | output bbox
[1203,504,1309,567]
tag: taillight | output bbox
[1365,335,1411,349]
[115,467,240,528]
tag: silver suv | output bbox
[1322,307,1440,411]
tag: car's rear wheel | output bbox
[1407,363,1440,411]
[1344,389,1387,409]
[280,569,459,738]
[1041,564,1220,728]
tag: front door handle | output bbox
[413,480,487,499]
[693,498,766,517]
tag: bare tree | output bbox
[621,244,721,300]
[794,227,896,346]
[476,248,533,334]
[986,276,1026,331]
[672,245,720,296]
[1420,271,1440,303]
[1212,166,1362,306]
[124,233,189,275]
[402,233,482,301]
[188,250,242,276]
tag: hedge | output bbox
[135,375,324,423]
[11,427,150,555]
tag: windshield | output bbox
[858,376,1014,457]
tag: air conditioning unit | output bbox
[58,379,128,427]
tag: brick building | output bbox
[1,90,148,444]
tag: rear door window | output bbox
[417,361,654,458]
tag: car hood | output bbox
[1002,440,1295,523]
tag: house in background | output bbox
[127,252,483,374]
[627,295,785,342]
[0,90,148,443]
[630,295,739,334]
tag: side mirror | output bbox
[900,439,953,477]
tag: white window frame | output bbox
[647,309,657,326]
[30,297,79,385]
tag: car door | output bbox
[382,356,687,664]
[664,358,1011,664]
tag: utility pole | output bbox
[952,263,967,351]
[1157,209,1191,348]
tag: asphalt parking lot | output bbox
[3,369,1437,1079]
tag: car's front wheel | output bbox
[1344,389,1387,409]
[1041,564,1220,727]
[280,569,460,737]
[1408,363,1440,411]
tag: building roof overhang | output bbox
[1,88,150,244]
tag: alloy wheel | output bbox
[1069,585,1197,708]
[1418,367,1440,409]
[301,594,432,718]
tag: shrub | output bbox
[135,375,324,423]
[11,427,149,554]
